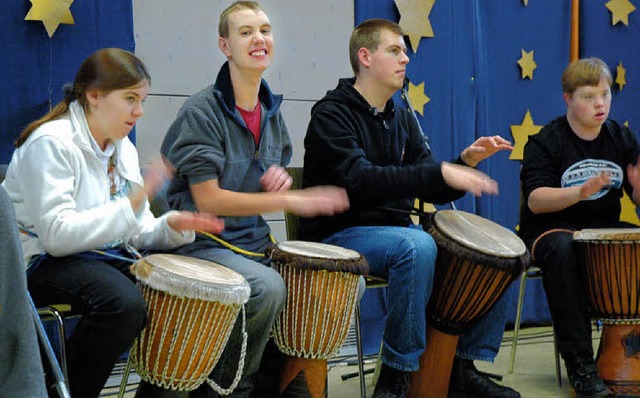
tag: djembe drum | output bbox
[266,241,369,398]
[129,254,250,393]
[408,210,528,398]
[574,228,640,396]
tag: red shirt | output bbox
[237,103,261,147]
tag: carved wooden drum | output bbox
[575,228,640,396]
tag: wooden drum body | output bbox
[266,241,368,398]
[409,210,527,398]
[575,228,640,396]
[129,254,250,392]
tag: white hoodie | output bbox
[2,101,194,266]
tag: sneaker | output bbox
[449,358,521,398]
[567,362,610,398]
[372,364,410,398]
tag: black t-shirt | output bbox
[519,116,640,245]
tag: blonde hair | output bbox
[218,1,263,38]
[561,57,612,94]
[349,19,404,75]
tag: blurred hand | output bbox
[460,135,513,167]
[129,158,173,212]
[441,162,498,197]
[260,165,293,192]
[579,172,611,200]
[285,186,350,217]
[167,212,224,234]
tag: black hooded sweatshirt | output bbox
[300,77,466,242]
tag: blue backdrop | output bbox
[0,1,135,164]
[355,0,640,356]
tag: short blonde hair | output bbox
[349,19,404,75]
[218,1,263,38]
[561,58,612,94]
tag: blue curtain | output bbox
[354,0,573,354]
[0,1,135,164]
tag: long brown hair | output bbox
[15,48,150,147]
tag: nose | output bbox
[400,51,409,65]
[253,32,265,44]
[133,102,144,117]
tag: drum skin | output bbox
[409,210,527,398]
[575,228,640,396]
[266,241,368,398]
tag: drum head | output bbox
[433,210,526,258]
[574,228,640,242]
[131,254,250,304]
[277,241,360,260]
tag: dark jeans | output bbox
[28,255,147,398]
[532,230,594,366]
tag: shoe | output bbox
[567,362,610,398]
[372,364,410,398]
[451,358,521,398]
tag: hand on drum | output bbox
[260,165,293,192]
[579,172,611,200]
[167,212,224,234]
[441,162,498,197]
[460,135,513,167]
[285,186,350,217]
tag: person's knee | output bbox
[115,288,147,329]
[397,229,438,272]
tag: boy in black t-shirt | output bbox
[520,57,640,398]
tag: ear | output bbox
[85,89,100,107]
[563,92,571,107]
[357,47,371,69]
[218,37,232,58]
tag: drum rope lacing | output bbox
[272,264,359,359]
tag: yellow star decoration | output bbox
[395,0,435,52]
[605,0,636,26]
[616,61,627,91]
[407,81,430,116]
[620,192,640,224]
[523,0,529,5]
[625,121,630,127]
[517,49,537,80]
[510,110,542,160]
[25,0,74,38]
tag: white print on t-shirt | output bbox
[561,159,622,200]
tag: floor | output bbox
[98,325,593,398]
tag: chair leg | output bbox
[508,272,527,374]
[355,305,367,398]
[29,297,71,398]
[37,306,69,383]
[118,354,134,398]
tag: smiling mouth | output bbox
[251,50,266,56]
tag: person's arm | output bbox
[527,172,610,214]
[190,178,348,218]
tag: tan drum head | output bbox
[433,210,526,258]
[131,254,250,305]
[574,228,640,242]
[277,241,360,260]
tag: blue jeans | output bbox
[324,224,511,370]
[323,225,437,372]
[173,239,286,398]
[457,280,516,362]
